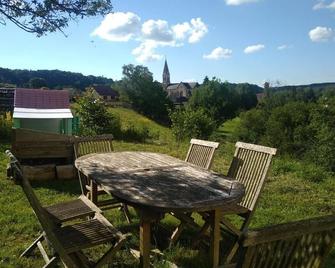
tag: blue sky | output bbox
[0,0,335,85]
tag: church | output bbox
[162,60,199,104]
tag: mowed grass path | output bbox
[0,109,334,267]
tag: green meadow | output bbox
[0,107,334,267]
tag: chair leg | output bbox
[169,223,186,247]
[225,241,239,264]
[191,221,211,248]
[122,204,132,224]
[42,256,58,268]
[95,236,126,268]
[20,233,45,257]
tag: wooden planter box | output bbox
[22,164,56,181]
[56,164,76,180]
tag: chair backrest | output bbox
[237,215,335,268]
[227,142,277,211]
[185,139,219,170]
[5,150,80,267]
[74,134,114,159]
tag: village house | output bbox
[162,60,199,104]
[13,88,74,135]
[89,85,119,102]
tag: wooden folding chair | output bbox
[232,214,335,268]
[6,150,129,268]
[74,135,132,223]
[185,138,220,169]
[169,138,219,246]
[195,142,277,263]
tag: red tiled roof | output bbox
[14,88,70,109]
[92,85,119,98]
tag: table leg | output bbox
[90,179,98,204]
[209,209,222,268]
[140,216,151,268]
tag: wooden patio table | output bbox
[75,151,245,268]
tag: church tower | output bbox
[162,59,170,89]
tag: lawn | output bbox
[0,108,334,267]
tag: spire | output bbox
[162,59,170,88]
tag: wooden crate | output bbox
[56,165,76,180]
[12,128,74,161]
[22,164,56,181]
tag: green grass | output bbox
[0,113,334,267]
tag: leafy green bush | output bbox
[235,108,268,143]
[121,124,155,143]
[0,114,12,141]
[264,102,313,156]
[170,108,215,142]
[74,91,121,137]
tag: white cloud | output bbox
[313,0,335,10]
[172,22,191,39]
[309,26,334,42]
[188,18,208,43]
[277,44,293,50]
[132,41,163,63]
[141,19,174,43]
[92,12,208,63]
[244,44,265,54]
[203,47,233,60]
[91,12,141,41]
[225,0,260,6]
[172,18,208,43]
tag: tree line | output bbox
[0,68,113,90]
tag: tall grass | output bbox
[0,111,334,267]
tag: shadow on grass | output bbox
[31,179,81,196]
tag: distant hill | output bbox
[274,82,335,92]
[0,67,113,90]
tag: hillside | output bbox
[0,67,113,90]
[0,107,334,267]
[274,82,335,92]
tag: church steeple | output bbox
[162,59,170,88]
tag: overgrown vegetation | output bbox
[0,115,334,267]
[0,112,12,141]
[170,107,215,141]
[236,90,335,172]
[74,90,121,137]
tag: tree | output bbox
[170,107,216,142]
[120,64,173,124]
[29,77,47,88]
[0,0,113,36]
[75,90,121,137]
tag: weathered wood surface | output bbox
[73,134,114,159]
[228,142,277,211]
[12,128,73,160]
[6,150,129,268]
[193,141,277,264]
[22,164,56,181]
[75,152,244,213]
[56,164,75,180]
[237,215,335,268]
[185,139,219,170]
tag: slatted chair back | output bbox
[237,215,335,268]
[227,142,277,212]
[74,134,114,159]
[185,139,219,170]
[6,150,80,267]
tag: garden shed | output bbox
[13,88,73,135]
